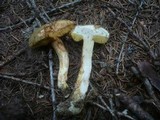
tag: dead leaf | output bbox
[137,61,160,92]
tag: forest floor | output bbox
[0,0,160,120]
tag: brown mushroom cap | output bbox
[29,20,75,47]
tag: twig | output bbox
[91,102,107,111]
[109,95,136,120]
[27,0,50,24]
[41,7,51,22]
[115,91,154,120]
[28,0,39,13]
[98,96,118,120]
[105,7,149,51]
[100,1,128,11]
[148,29,160,40]
[27,0,43,25]
[91,101,135,120]
[0,68,48,77]
[131,65,160,110]
[0,74,50,90]
[27,1,56,119]
[0,16,34,31]
[115,0,144,74]
[48,0,81,14]
[0,47,26,68]
[49,49,56,120]
[0,0,82,31]
[131,66,154,95]
[115,32,129,74]
[109,97,115,113]
[116,111,136,120]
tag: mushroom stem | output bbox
[56,25,109,115]
[52,38,69,91]
[71,36,94,101]
[56,37,94,115]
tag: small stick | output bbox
[49,0,81,14]
[41,7,51,22]
[98,96,118,119]
[91,102,107,111]
[0,74,50,90]
[131,66,160,110]
[131,66,155,97]
[115,0,144,74]
[0,47,26,68]
[115,32,129,74]
[148,29,160,40]
[0,0,82,31]
[27,0,50,24]
[115,92,154,120]
[116,111,136,120]
[107,7,149,51]
[0,16,34,31]
[49,49,56,120]
[91,101,135,120]
[27,1,56,119]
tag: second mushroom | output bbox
[57,25,110,115]
[29,20,75,92]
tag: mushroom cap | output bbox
[29,24,49,47]
[71,25,109,44]
[29,20,75,48]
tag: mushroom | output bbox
[56,25,109,115]
[29,20,75,91]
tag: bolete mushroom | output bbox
[56,25,109,115]
[29,20,75,91]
